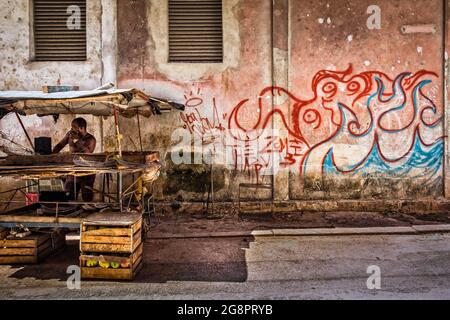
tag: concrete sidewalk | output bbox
[138,211,450,239]
[144,224,450,239]
[63,211,450,240]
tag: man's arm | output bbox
[52,134,69,154]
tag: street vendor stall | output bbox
[0,86,183,270]
[0,86,183,232]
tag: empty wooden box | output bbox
[0,230,66,264]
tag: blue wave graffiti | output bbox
[323,131,444,184]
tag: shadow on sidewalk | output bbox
[6,240,80,281]
[6,236,255,283]
[135,236,254,283]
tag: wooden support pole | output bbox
[136,113,144,152]
[15,112,34,153]
[113,107,122,158]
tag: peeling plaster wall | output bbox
[0,0,102,90]
[117,0,273,202]
[117,0,447,203]
[0,0,105,204]
[0,0,448,208]
[287,0,445,201]
[0,0,105,155]
[0,0,117,152]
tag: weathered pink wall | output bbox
[117,0,273,201]
[286,0,445,200]
[117,0,445,203]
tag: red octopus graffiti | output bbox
[228,65,444,179]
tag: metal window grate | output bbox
[168,0,223,63]
[33,0,87,61]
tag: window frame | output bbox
[31,0,88,62]
[167,0,224,64]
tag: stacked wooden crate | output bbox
[80,212,143,281]
[0,229,66,264]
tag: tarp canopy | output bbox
[0,88,185,118]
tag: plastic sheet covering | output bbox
[0,88,184,118]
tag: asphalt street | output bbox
[0,232,449,299]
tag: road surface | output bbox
[0,232,449,299]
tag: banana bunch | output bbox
[86,260,98,267]
[85,259,130,269]
[99,261,122,269]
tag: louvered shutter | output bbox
[33,0,87,61]
[169,0,223,63]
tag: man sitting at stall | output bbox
[52,117,97,202]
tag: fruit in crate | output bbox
[110,262,120,269]
[99,261,110,269]
[121,262,130,268]
[86,260,98,267]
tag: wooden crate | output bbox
[0,231,66,264]
[0,228,8,239]
[80,243,143,280]
[80,215,142,254]
[80,212,144,281]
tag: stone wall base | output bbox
[155,199,450,216]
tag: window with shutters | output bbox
[33,0,87,61]
[168,0,223,63]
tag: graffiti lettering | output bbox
[228,65,443,187]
